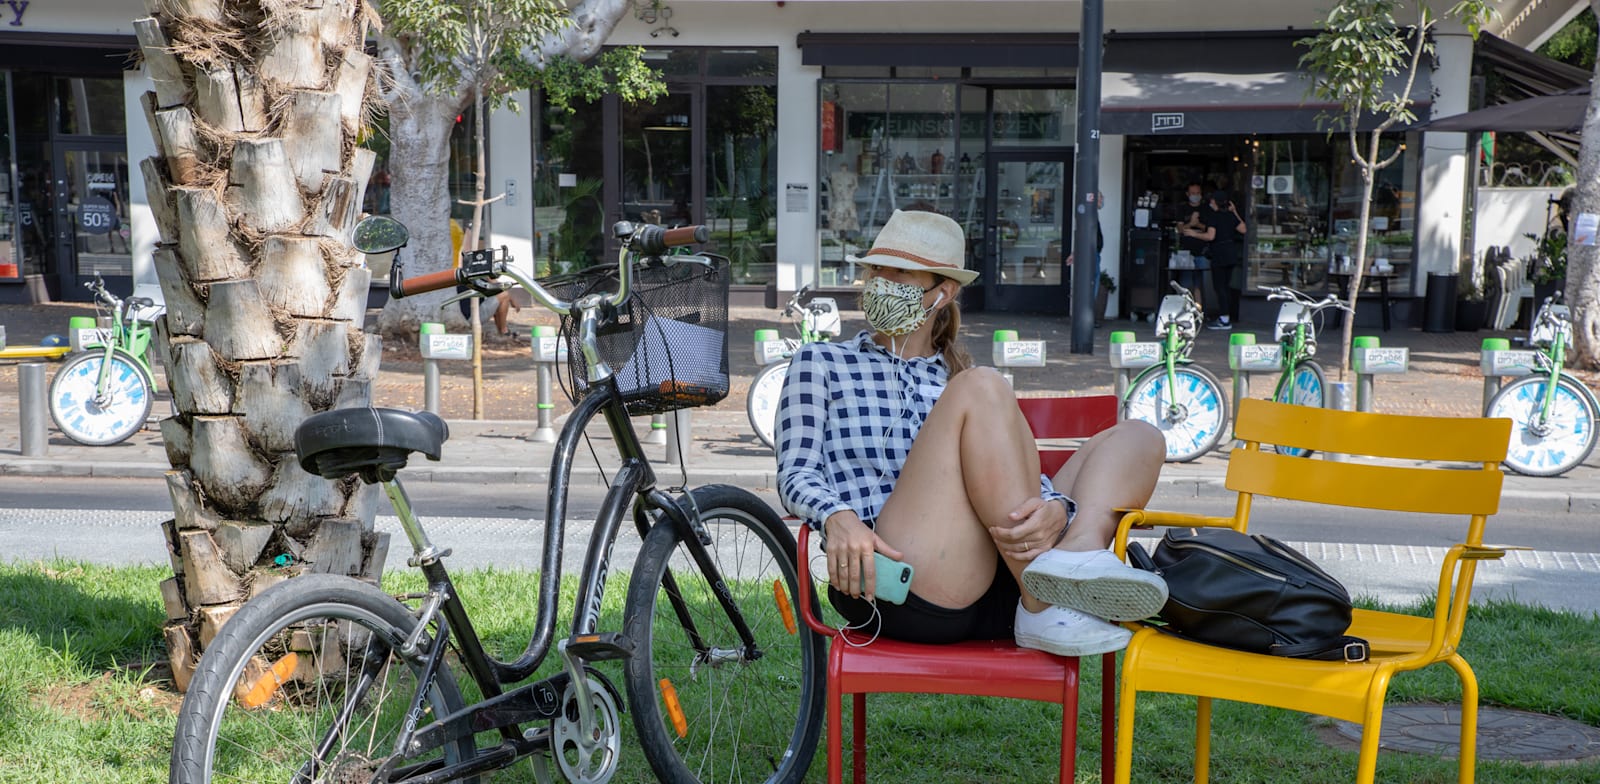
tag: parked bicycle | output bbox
[48,273,164,446]
[171,217,825,784]
[746,284,840,450]
[1484,291,1599,476]
[1261,285,1351,458]
[1121,281,1229,462]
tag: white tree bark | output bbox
[1567,5,1600,367]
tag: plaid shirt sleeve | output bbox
[775,342,853,530]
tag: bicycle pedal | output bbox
[564,632,634,662]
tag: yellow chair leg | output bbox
[1448,655,1480,784]
[1355,699,1387,784]
[1195,696,1212,784]
[1115,672,1140,784]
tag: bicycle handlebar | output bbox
[1260,285,1352,313]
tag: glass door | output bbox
[982,150,1071,312]
[54,143,131,298]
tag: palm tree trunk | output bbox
[137,0,383,691]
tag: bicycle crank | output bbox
[551,675,621,784]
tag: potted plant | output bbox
[1455,274,1487,332]
[1097,270,1117,323]
[1525,230,1568,304]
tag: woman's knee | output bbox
[942,366,1015,405]
[1110,420,1167,465]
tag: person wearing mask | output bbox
[777,209,1169,657]
[1182,190,1247,329]
[1174,182,1211,312]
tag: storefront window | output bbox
[704,84,777,284]
[54,77,125,137]
[0,72,15,279]
[535,98,605,275]
[1331,135,1416,296]
[990,88,1075,148]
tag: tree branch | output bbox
[535,0,631,65]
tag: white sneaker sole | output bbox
[1015,627,1131,657]
[1021,561,1169,621]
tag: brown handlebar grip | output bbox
[395,268,461,298]
[661,225,710,247]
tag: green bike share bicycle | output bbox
[48,273,165,445]
[1259,285,1352,458]
[1484,291,1599,476]
[746,285,840,450]
[1120,281,1230,462]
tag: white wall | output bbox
[1099,135,1126,317]
[1416,28,1475,279]
[1475,187,1561,262]
[124,70,158,289]
[487,90,536,275]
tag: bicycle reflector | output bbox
[658,678,689,738]
[239,653,299,709]
[773,580,797,635]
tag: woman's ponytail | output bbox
[930,296,973,376]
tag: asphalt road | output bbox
[4,476,1597,616]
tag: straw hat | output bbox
[848,209,979,286]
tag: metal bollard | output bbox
[531,325,560,443]
[19,362,47,457]
[1107,331,1156,400]
[992,329,1046,387]
[420,322,443,415]
[1349,337,1409,413]
[665,409,692,466]
[1479,338,1536,415]
[646,413,667,445]
[1227,334,1280,441]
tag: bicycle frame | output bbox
[358,245,761,779]
[1528,299,1572,427]
[1151,290,1199,415]
[83,277,157,398]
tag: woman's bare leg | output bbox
[1050,421,1166,551]
[872,367,1043,609]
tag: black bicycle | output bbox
[170,218,825,784]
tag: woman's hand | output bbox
[991,497,1068,561]
[824,511,904,601]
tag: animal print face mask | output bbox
[861,276,943,337]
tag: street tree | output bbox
[370,0,661,342]
[1299,0,1492,379]
[1566,4,1600,368]
[134,0,384,689]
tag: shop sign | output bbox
[79,198,115,235]
[4,2,27,27]
[846,111,1061,140]
[1152,113,1185,132]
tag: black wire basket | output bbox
[541,256,730,416]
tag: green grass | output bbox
[1,560,1597,782]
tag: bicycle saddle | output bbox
[294,407,449,484]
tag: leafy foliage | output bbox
[378,0,569,111]
[1525,230,1569,285]
[509,47,669,113]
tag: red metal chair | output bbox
[794,394,1119,783]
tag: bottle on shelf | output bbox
[930,148,945,175]
[958,152,973,175]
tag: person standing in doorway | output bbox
[1174,182,1211,313]
[1182,189,1246,330]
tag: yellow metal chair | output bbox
[1111,398,1512,784]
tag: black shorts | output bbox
[827,554,1021,644]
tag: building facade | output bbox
[0,0,1582,327]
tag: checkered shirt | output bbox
[776,331,1070,531]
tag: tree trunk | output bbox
[1337,129,1380,384]
[373,72,469,339]
[139,0,382,692]
[1568,7,1600,368]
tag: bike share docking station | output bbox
[418,322,470,415]
[992,330,1047,385]
[1479,338,1539,414]
[1108,331,1159,397]
[530,325,568,443]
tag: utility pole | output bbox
[1070,0,1104,353]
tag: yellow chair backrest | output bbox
[1227,399,1509,532]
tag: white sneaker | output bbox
[1021,549,1169,621]
[1014,602,1132,656]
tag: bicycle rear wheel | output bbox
[1272,360,1325,458]
[1486,373,1600,477]
[624,484,824,784]
[48,348,153,446]
[747,361,791,450]
[171,574,476,784]
[1122,364,1230,462]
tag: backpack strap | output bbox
[1270,636,1370,662]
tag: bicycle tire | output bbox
[747,361,791,450]
[1271,360,1325,458]
[624,484,824,784]
[48,348,153,446]
[1486,373,1600,477]
[1123,364,1230,463]
[171,573,477,784]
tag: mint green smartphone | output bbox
[864,553,914,605]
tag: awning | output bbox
[797,32,1076,69]
[1425,87,1589,133]
[0,31,136,74]
[1100,33,1429,136]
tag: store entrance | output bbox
[979,149,1071,312]
[1120,140,1241,318]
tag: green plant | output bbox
[1458,273,1485,302]
[1525,230,1569,284]
[1099,269,1117,293]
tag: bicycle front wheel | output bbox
[48,348,153,446]
[171,574,476,784]
[1272,360,1325,458]
[1122,364,1230,462]
[1486,373,1600,477]
[747,361,791,450]
[624,484,824,784]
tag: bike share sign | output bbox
[1352,346,1409,375]
[421,332,471,360]
[1481,349,1539,378]
[1229,343,1283,372]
